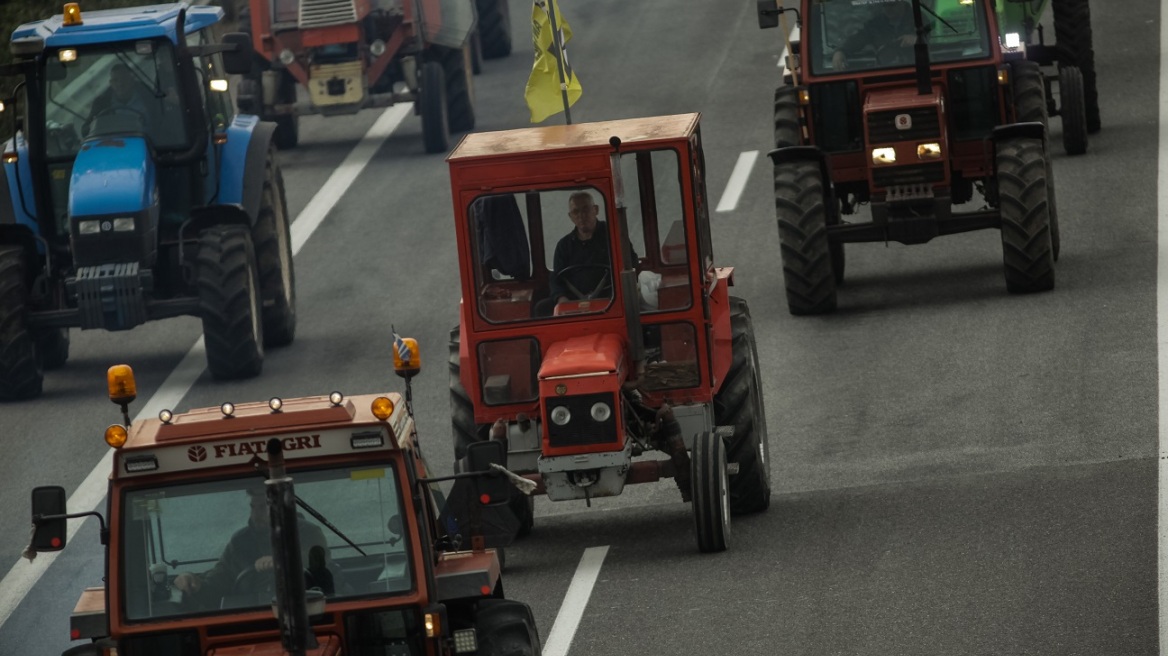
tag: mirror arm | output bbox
[33,510,109,544]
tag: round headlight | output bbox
[370,39,386,56]
[158,409,173,424]
[278,49,295,65]
[590,402,611,422]
[269,397,283,412]
[329,391,344,406]
[220,402,235,417]
[550,406,571,426]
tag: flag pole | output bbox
[544,0,572,124]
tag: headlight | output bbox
[78,220,101,234]
[1004,32,1021,50]
[278,49,295,65]
[590,402,611,422]
[112,217,135,232]
[370,39,387,56]
[917,142,942,160]
[550,406,571,426]
[871,147,897,165]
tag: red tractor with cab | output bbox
[446,114,771,553]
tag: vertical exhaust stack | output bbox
[912,0,932,96]
[265,438,317,656]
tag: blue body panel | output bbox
[12,3,221,48]
[70,137,156,218]
[2,136,39,239]
[217,115,260,209]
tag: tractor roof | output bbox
[11,3,221,48]
[448,113,701,162]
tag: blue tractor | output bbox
[0,2,296,400]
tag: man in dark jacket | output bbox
[832,0,917,70]
[550,191,614,303]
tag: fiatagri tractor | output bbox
[758,0,1060,315]
[447,114,772,554]
[236,0,508,152]
[26,348,541,656]
[0,2,296,400]
[996,0,1099,154]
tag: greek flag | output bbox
[393,330,412,363]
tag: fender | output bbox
[216,114,276,224]
[2,136,41,244]
[767,144,835,211]
[991,121,1046,146]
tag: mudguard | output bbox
[991,121,1046,145]
[70,137,157,218]
[1,136,40,249]
[216,114,276,224]
[768,144,835,207]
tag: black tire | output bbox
[717,297,771,515]
[449,326,534,536]
[775,160,837,315]
[252,148,296,347]
[474,599,541,656]
[691,431,730,553]
[1058,65,1088,156]
[437,46,475,133]
[273,73,299,149]
[37,328,69,370]
[197,225,265,379]
[1010,60,1047,128]
[470,28,484,75]
[997,138,1055,293]
[1050,0,1099,133]
[0,246,42,400]
[420,60,450,154]
[475,0,512,60]
[773,85,800,149]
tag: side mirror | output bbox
[220,32,254,76]
[757,0,779,29]
[465,440,510,506]
[31,486,68,551]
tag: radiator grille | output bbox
[298,0,357,28]
[872,163,946,188]
[546,393,618,449]
[867,108,941,143]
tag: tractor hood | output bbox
[864,85,942,115]
[70,136,158,218]
[539,333,626,379]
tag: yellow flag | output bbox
[524,0,583,124]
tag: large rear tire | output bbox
[474,599,541,656]
[1058,65,1088,156]
[773,85,800,149]
[475,0,513,60]
[37,328,69,371]
[197,226,265,379]
[437,46,475,133]
[420,61,450,154]
[997,138,1055,294]
[717,297,771,515]
[0,246,42,400]
[775,160,837,315]
[692,431,730,553]
[253,147,296,347]
[1050,0,1099,133]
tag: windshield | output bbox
[41,39,188,159]
[808,0,993,76]
[120,462,411,621]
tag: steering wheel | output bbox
[230,565,273,596]
[873,37,914,66]
[553,264,612,300]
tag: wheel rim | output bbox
[718,445,730,537]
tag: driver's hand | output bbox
[173,572,201,594]
[832,50,847,70]
[255,555,274,572]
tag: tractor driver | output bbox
[85,63,154,135]
[172,488,331,607]
[832,0,918,70]
[549,191,615,305]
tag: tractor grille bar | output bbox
[298,0,358,28]
[872,163,946,188]
[867,108,941,143]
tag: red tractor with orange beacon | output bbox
[26,349,541,655]
[446,113,772,553]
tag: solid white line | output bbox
[543,546,609,656]
[0,106,410,631]
[715,150,759,213]
[1159,0,1168,649]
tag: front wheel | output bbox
[252,147,296,346]
[775,160,837,315]
[420,61,450,154]
[997,138,1055,294]
[0,246,42,400]
[197,226,265,379]
[692,431,730,554]
[717,297,771,515]
[1058,65,1088,156]
[475,0,513,60]
[473,599,542,656]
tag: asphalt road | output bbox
[0,0,1159,654]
